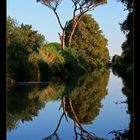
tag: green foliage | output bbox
[65,14,109,68]
[7,43,30,81]
[120,11,133,64]
[46,42,61,48]
[113,0,133,64]
[7,16,46,53]
[6,16,46,83]
[38,43,86,78]
[120,11,133,35]
[39,44,65,71]
[6,17,18,47]
[7,15,109,84]
[120,40,133,63]
[62,47,86,74]
[28,52,41,81]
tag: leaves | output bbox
[6,17,46,82]
[65,14,109,67]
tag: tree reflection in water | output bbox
[43,97,104,140]
[6,84,48,131]
[111,67,133,140]
[7,69,110,140]
[6,82,65,132]
[43,69,110,140]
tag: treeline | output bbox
[6,14,109,86]
[112,0,133,68]
[112,0,133,89]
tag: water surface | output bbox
[7,69,130,140]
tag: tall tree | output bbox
[65,14,109,67]
[67,0,107,47]
[37,0,66,49]
[36,0,107,48]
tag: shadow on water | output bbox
[7,69,110,139]
[111,66,133,140]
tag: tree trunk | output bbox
[59,30,65,49]
[68,16,83,47]
[62,30,65,49]
[68,22,78,47]
[59,22,68,49]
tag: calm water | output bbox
[6,69,130,140]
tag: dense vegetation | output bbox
[65,14,109,69]
[6,16,46,84]
[6,17,83,85]
[6,15,109,86]
[112,0,133,65]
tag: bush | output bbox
[62,47,86,73]
[39,44,65,71]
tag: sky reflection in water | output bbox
[7,70,130,140]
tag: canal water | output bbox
[6,69,130,140]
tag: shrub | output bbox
[39,44,65,72]
[62,47,86,74]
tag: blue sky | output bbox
[7,0,128,56]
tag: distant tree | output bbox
[117,0,133,64]
[65,14,109,67]
[118,0,133,11]
[36,0,107,48]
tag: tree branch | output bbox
[53,10,64,30]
